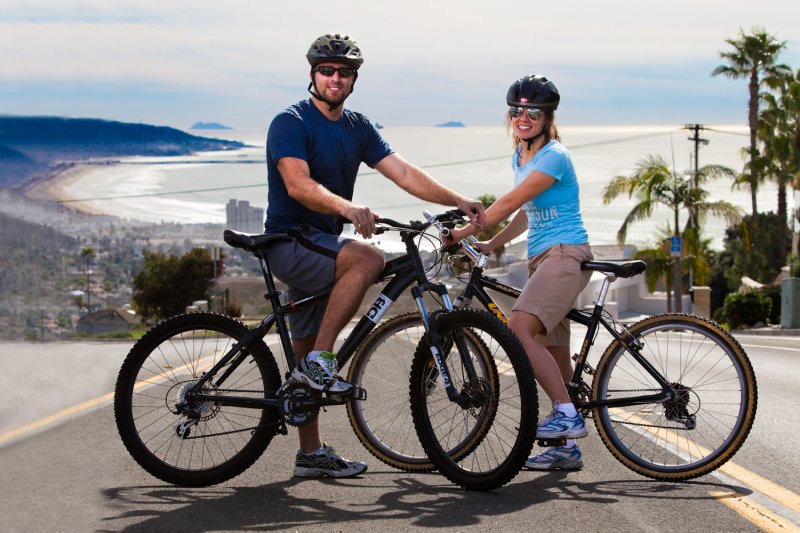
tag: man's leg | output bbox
[312,241,385,351]
[292,336,324,453]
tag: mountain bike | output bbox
[114,210,538,491]
[354,212,757,481]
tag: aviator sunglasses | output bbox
[508,107,544,121]
[313,65,356,78]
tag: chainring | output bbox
[279,382,321,427]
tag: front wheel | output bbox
[410,308,538,491]
[114,313,282,486]
[592,313,757,481]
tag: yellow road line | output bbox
[0,354,216,448]
[710,491,800,532]
[614,409,800,515]
[0,392,115,447]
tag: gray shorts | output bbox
[265,226,354,340]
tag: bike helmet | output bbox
[306,34,364,70]
[506,75,560,111]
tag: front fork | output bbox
[413,283,478,407]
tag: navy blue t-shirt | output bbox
[264,99,393,235]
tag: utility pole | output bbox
[684,124,709,181]
[673,124,709,314]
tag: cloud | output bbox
[2,0,799,127]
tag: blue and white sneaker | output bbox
[525,445,584,470]
[294,442,367,478]
[291,351,354,395]
[536,403,588,439]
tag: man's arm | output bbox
[277,157,379,238]
[373,153,486,227]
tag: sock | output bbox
[556,402,578,418]
[304,350,322,363]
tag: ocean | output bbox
[59,124,780,251]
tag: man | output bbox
[264,33,485,478]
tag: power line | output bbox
[54,128,681,204]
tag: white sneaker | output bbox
[294,442,367,478]
[291,351,354,395]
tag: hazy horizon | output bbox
[2,1,799,131]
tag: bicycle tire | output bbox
[114,312,282,487]
[592,313,757,481]
[409,308,538,491]
[346,313,434,471]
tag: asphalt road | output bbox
[0,330,798,532]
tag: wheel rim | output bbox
[595,320,753,474]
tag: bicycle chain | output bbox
[603,388,692,431]
[180,388,282,439]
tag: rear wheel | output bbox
[114,313,282,486]
[410,308,538,491]
[346,313,434,471]
[593,313,757,480]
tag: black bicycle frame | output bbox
[455,263,674,409]
[187,225,471,410]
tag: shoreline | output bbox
[24,162,114,217]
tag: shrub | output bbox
[758,284,782,325]
[717,290,772,329]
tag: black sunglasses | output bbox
[508,107,544,121]
[313,65,356,78]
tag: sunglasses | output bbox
[508,107,544,121]
[313,65,356,78]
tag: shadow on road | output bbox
[98,471,750,531]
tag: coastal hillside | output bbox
[0,116,246,187]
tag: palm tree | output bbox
[758,67,800,260]
[711,27,791,224]
[633,245,674,312]
[602,155,742,311]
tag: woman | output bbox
[446,74,594,471]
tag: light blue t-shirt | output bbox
[512,140,589,257]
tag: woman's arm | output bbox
[448,169,555,242]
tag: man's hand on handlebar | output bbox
[344,205,380,239]
[456,198,486,229]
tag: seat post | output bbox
[593,273,617,307]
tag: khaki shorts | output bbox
[512,243,594,347]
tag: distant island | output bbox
[435,121,466,128]
[0,116,245,188]
[191,121,233,130]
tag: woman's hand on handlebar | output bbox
[441,224,471,244]
[471,241,494,254]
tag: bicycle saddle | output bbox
[581,260,647,278]
[223,230,293,252]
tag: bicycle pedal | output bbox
[537,438,567,447]
[326,386,367,403]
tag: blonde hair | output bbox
[505,110,561,149]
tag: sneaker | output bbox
[525,445,584,470]
[294,442,368,478]
[291,351,354,395]
[536,404,588,439]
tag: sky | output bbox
[2,0,799,131]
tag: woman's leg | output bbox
[508,310,570,404]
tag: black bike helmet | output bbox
[506,75,560,111]
[306,34,363,111]
[306,33,364,70]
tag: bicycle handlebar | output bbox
[422,210,488,266]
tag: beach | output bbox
[23,124,781,250]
